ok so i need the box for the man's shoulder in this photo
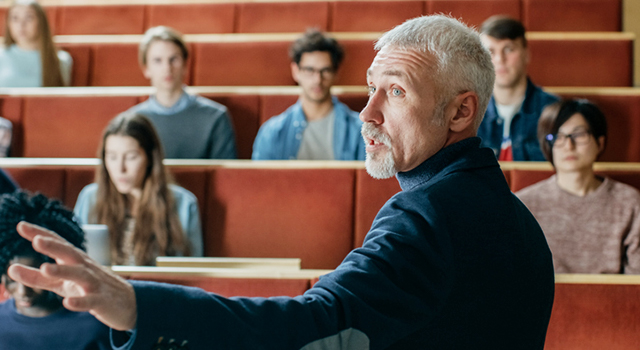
[527,81,559,105]
[169,184,198,204]
[261,104,300,130]
[605,178,640,204]
[78,183,99,197]
[126,99,152,114]
[515,176,555,200]
[190,94,229,114]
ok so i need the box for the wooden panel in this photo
[236,2,329,33]
[146,4,236,34]
[206,168,355,269]
[330,1,424,32]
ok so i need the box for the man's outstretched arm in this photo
[7,221,137,331]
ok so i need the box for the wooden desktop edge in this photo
[111,266,640,285]
[112,265,332,280]
[155,257,302,270]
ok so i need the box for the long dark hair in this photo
[3,0,64,87]
[91,112,189,265]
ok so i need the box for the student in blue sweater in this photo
[125,26,236,159]
[0,190,110,350]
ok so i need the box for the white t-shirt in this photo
[297,109,335,160]
[495,101,523,139]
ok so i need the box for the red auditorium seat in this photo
[523,0,621,32]
[5,167,66,203]
[198,94,261,160]
[330,1,424,32]
[510,169,554,192]
[146,4,236,34]
[428,0,521,28]
[64,166,96,208]
[125,275,311,298]
[551,91,640,162]
[205,167,355,269]
[546,280,640,350]
[236,2,330,33]
[0,96,23,157]
[56,5,146,35]
[90,43,150,87]
[353,169,401,248]
[528,37,632,87]
[192,41,294,86]
[56,43,92,87]
[21,96,139,158]
[259,95,299,124]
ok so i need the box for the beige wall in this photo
[623,0,640,86]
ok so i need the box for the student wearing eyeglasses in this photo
[516,99,640,274]
[251,29,365,160]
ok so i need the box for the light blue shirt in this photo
[73,183,203,257]
[0,44,72,87]
[252,96,365,160]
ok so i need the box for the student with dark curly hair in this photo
[0,190,109,349]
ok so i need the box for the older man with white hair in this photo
[8,15,554,350]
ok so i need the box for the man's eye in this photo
[391,88,402,96]
[368,86,376,95]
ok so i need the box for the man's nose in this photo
[360,92,383,125]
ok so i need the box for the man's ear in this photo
[291,62,300,84]
[597,135,606,154]
[449,91,479,133]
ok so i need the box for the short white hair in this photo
[375,15,495,129]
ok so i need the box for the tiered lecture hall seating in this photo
[1,0,638,348]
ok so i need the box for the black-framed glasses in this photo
[546,130,592,148]
[298,66,335,78]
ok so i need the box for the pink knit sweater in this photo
[516,176,640,274]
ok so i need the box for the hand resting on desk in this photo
[7,221,137,331]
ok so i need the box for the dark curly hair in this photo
[289,29,344,70]
[0,190,85,276]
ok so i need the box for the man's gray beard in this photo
[365,151,396,179]
[362,123,397,179]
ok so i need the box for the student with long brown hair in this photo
[74,112,202,266]
[0,0,72,87]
